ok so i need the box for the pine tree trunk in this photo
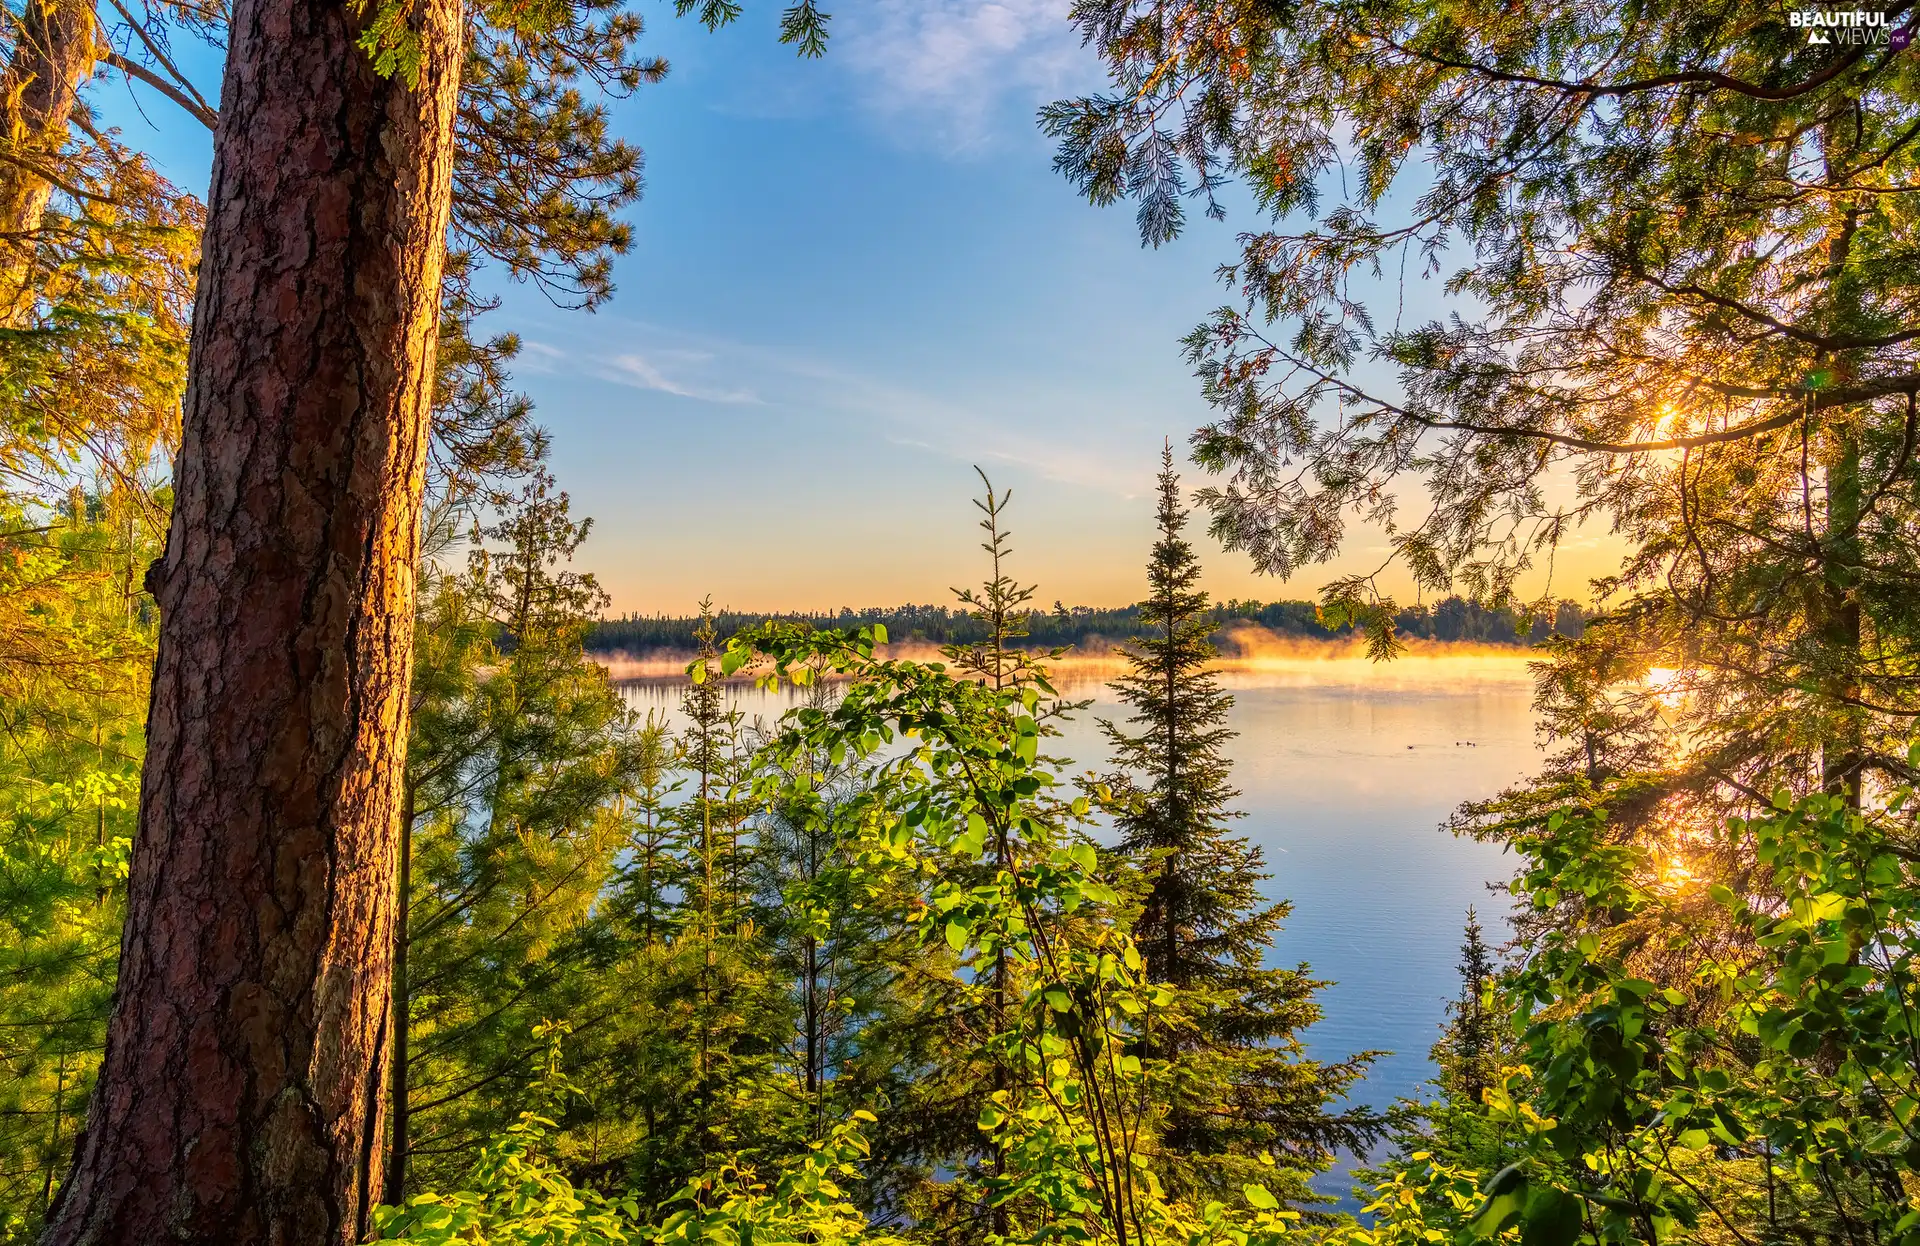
[1820,420,1862,804]
[41,7,463,1244]
[1816,149,1865,810]
[0,0,96,326]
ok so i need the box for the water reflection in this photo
[614,651,1539,1122]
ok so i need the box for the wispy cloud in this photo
[518,316,1158,495]
[516,340,565,373]
[596,351,760,404]
[525,337,760,404]
[768,354,1150,496]
[835,0,1093,152]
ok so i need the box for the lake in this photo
[614,644,1541,1181]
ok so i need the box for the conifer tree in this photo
[0,487,161,1237]
[0,23,196,1240]
[848,470,1099,1241]
[1439,908,1498,1109]
[1104,446,1248,994]
[681,601,743,938]
[42,10,469,1236]
[386,469,640,1200]
[632,602,791,1183]
[3,8,828,1238]
[0,0,97,328]
[1103,446,1376,1202]
[616,712,684,946]
[946,469,1042,695]
[748,685,853,1123]
[938,471,1050,1234]
[1384,908,1517,1193]
[683,600,730,1116]
[744,686,923,1147]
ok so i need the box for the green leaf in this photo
[1243,1184,1280,1210]
[1470,1165,1529,1238]
[1863,1124,1907,1154]
[1521,1187,1584,1246]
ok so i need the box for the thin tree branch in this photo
[99,51,217,131]
[1378,31,1886,103]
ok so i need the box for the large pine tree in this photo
[43,11,467,1242]
[1104,446,1375,1201]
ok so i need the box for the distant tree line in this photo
[586,595,1587,655]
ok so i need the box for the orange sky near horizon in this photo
[585,471,1630,618]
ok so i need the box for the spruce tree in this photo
[744,692,920,1144]
[813,470,1088,1240]
[1395,908,1520,1186]
[1104,446,1251,994]
[927,470,1061,1237]
[1441,908,1498,1108]
[681,601,744,938]
[946,468,1042,694]
[647,603,790,1180]
[1103,446,1376,1202]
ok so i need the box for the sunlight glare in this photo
[1645,666,1684,708]
[1658,850,1696,892]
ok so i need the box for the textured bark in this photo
[0,0,96,326]
[40,6,463,1244]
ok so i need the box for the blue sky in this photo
[96,3,1619,615]
[501,2,1266,614]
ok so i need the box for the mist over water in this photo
[615,649,1540,1179]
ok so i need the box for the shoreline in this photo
[594,630,1545,685]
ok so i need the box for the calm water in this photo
[615,649,1539,1139]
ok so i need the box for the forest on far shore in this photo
[589,596,1590,656]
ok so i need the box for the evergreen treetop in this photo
[1103,446,1379,1201]
[1104,444,1262,992]
[1440,907,1499,1108]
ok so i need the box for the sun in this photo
[1657,851,1697,892]
[1645,666,1685,708]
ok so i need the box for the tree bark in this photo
[0,0,97,327]
[1815,150,1865,811]
[40,5,464,1243]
